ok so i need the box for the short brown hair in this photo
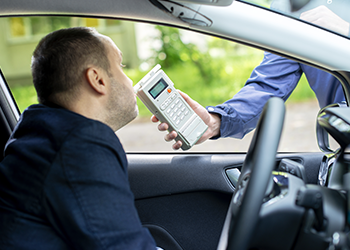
[31,27,110,105]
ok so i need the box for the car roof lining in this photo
[0,0,185,25]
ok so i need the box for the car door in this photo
[126,151,323,250]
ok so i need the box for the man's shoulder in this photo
[24,104,90,123]
[17,104,117,144]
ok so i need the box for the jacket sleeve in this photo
[207,52,302,139]
[43,121,156,250]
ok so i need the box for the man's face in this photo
[101,36,138,131]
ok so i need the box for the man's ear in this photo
[85,67,108,95]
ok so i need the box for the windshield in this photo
[243,0,350,37]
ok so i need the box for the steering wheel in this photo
[217,97,285,250]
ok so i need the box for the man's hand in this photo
[300,5,350,36]
[151,90,221,150]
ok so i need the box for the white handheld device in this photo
[134,64,208,150]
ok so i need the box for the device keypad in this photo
[160,93,177,111]
[162,93,190,127]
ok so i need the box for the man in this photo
[0,27,157,249]
[153,4,349,150]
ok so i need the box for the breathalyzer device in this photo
[133,64,208,150]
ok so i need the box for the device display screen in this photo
[149,78,168,99]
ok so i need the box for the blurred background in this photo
[0,17,321,152]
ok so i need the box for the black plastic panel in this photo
[128,152,324,250]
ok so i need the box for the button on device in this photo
[167,88,172,93]
[160,93,177,110]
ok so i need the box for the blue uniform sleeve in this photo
[43,121,156,250]
[207,52,303,139]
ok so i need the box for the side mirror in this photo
[317,102,349,152]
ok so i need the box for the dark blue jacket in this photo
[0,104,156,249]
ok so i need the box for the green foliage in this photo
[287,74,316,102]
[11,84,38,112]
[10,63,316,116]
[149,26,226,86]
[150,26,183,68]
[10,24,316,116]
[145,25,316,109]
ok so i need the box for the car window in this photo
[243,0,350,38]
[0,16,343,153]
